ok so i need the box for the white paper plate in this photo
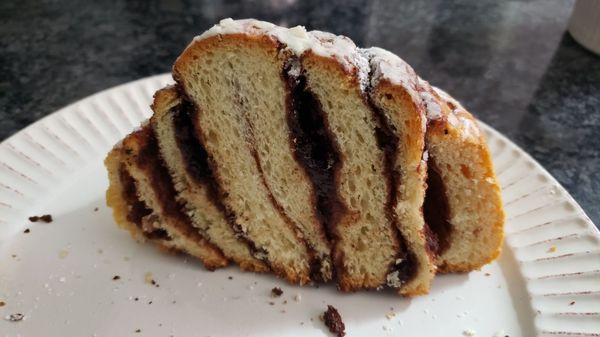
[0,74,598,337]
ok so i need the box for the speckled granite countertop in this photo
[1,0,598,226]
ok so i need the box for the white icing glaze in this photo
[418,78,443,121]
[193,18,369,88]
[361,47,419,95]
[361,46,425,116]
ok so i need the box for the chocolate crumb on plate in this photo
[135,328,141,333]
[0,301,5,307]
[323,305,345,337]
[228,276,233,280]
[569,301,575,305]
[5,313,24,322]
[28,214,53,223]
[23,228,30,233]
[112,275,120,281]
[271,287,283,297]
[94,207,99,212]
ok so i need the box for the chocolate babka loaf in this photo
[105,18,504,296]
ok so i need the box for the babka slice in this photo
[174,21,319,284]
[296,35,402,291]
[362,47,437,295]
[104,18,505,295]
[150,86,268,273]
[105,126,228,270]
[419,81,504,272]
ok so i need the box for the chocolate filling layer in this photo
[283,64,345,239]
[423,159,452,254]
[283,63,345,281]
[171,101,269,261]
[133,128,219,248]
[118,165,170,241]
[367,97,418,285]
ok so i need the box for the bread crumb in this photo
[385,312,395,320]
[29,214,53,223]
[58,250,69,259]
[323,305,345,337]
[0,301,5,307]
[293,294,301,302]
[547,246,557,253]
[144,272,158,287]
[5,313,24,322]
[271,287,283,297]
[463,329,476,336]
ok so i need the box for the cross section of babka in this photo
[105,18,504,295]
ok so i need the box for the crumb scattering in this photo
[228,276,233,280]
[271,287,283,297]
[29,214,53,223]
[569,301,575,305]
[112,275,121,281]
[5,313,24,322]
[385,312,396,320]
[94,207,99,212]
[0,301,5,307]
[135,328,141,333]
[294,294,301,302]
[323,305,345,337]
[23,228,30,234]
[547,246,557,253]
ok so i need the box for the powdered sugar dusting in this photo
[309,31,370,88]
[361,47,422,111]
[193,18,369,91]
[418,79,443,121]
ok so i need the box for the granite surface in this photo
[1,0,599,226]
